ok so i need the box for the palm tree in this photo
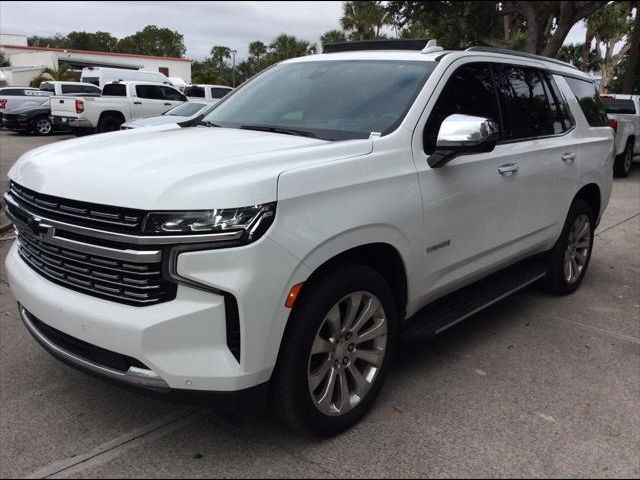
[31,63,75,87]
[210,45,231,71]
[320,29,348,46]
[248,41,267,61]
[340,1,388,41]
[268,34,315,62]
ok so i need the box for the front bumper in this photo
[6,230,309,394]
[2,116,30,131]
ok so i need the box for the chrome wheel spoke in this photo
[354,317,387,344]
[311,336,333,355]
[355,348,384,367]
[575,251,587,266]
[350,296,380,335]
[342,293,363,332]
[347,364,369,398]
[337,370,351,413]
[575,240,590,249]
[309,358,333,392]
[316,367,338,413]
[325,304,342,338]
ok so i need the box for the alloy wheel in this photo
[564,213,591,284]
[307,292,388,417]
[35,118,52,135]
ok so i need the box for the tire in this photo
[97,115,123,133]
[544,199,595,295]
[270,264,398,435]
[613,139,634,178]
[32,115,53,136]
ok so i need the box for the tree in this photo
[210,45,232,70]
[387,1,608,56]
[248,41,268,61]
[586,1,634,92]
[116,25,186,57]
[31,64,75,87]
[27,34,67,48]
[556,44,600,71]
[341,1,388,41]
[622,2,639,93]
[267,34,315,62]
[66,31,118,52]
[320,29,348,46]
[0,51,10,68]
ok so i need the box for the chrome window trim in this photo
[5,192,245,246]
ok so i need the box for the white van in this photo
[80,67,175,89]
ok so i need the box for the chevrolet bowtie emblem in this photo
[26,215,53,238]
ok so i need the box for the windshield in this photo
[202,60,435,141]
[164,102,207,117]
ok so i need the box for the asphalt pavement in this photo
[0,129,638,478]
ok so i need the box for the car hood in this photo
[9,126,372,209]
[124,115,191,128]
[4,103,48,115]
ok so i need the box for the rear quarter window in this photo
[102,84,127,96]
[564,77,609,127]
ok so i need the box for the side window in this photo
[102,84,126,96]
[564,77,609,127]
[494,65,556,140]
[183,86,205,98]
[1,88,25,96]
[424,63,500,154]
[160,86,186,102]
[61,85,77,94]
[211,87,232,99]
[136,85,163,100]
[543,73,575,132]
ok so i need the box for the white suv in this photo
[4,41,614,435]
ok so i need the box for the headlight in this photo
[143,203,276,243]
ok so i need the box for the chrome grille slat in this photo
[9,182,143,230]
[16,231,174,306]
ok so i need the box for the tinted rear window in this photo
[602,98,636,114]
[184,85,204,98]
[102,84,126,96]
[565,77,609,127]
[211,87,232,99]
[0,88,28,96]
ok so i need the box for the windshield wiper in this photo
[198,120,221,127]
[239,124,316,138]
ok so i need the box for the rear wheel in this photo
[32,116,52,136]
[97,114,123,133]
[544,200,594,295]
[614,139,634,178]
[270,264,397,435]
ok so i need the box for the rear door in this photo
[158,85,187,110]
[493,64,580,251]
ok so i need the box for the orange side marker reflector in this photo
[285,283,304,308]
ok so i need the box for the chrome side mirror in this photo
[428,114,500,168]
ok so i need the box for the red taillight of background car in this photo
[75,99,84,114]
[0,99,6,110]
[608,118,617,131]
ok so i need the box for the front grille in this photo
[16,230,176,306]
[9,181,145,233]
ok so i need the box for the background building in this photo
[0,33,191,86]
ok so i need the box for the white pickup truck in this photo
[184,84,233,101]
[50,81,187,134]
[602,94,639,177]
[0,82,101,119]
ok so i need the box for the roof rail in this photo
[465,46,579,71]
[322,39,433,54]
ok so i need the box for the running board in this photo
[402,257,547,341]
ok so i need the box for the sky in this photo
[0,1,589,61]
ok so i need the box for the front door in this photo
[411,61,522,302]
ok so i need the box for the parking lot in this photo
[0,129,638,478]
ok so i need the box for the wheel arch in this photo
[573,183,601,222]
[98,110,126,126]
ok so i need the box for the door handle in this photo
[134,101,142,105]
[562,152,576,164]
[163,102,171,106]
[498,163,519,176]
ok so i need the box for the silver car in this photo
[121,101,215,129]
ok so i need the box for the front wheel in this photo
[544,200,595,295]
[32,116,53,136]
[270,264,397,435]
